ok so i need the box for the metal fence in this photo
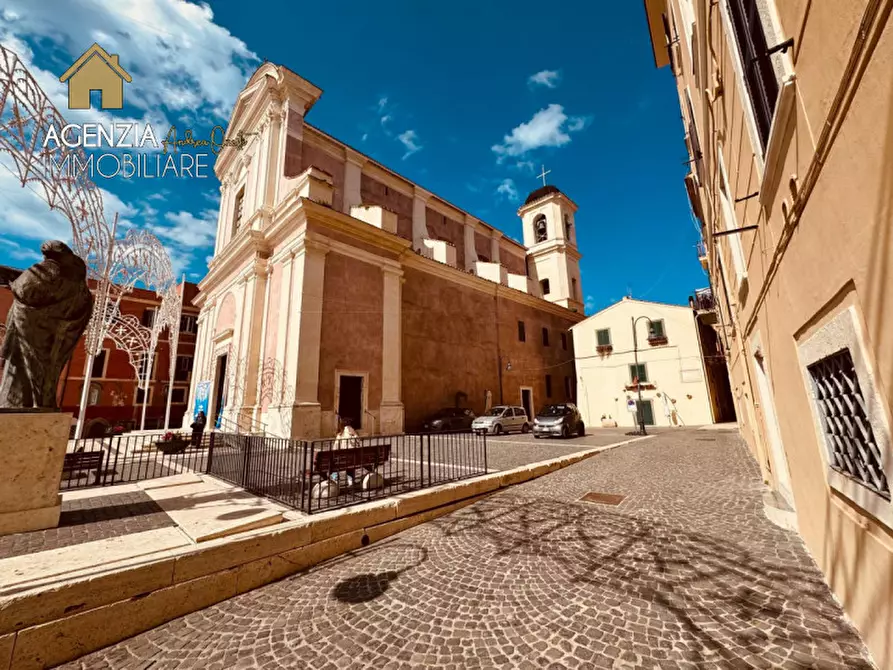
[60,430,210,490]
[207,430,489,514]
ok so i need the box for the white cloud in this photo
[496,178,518,201]
[0,238,41,265]
[377,97,388,113]
[380,114,391,126]
[585,295,596,313]
[568,115,592,132]
[513,160,535,173]
[361,133,368,142]
[0,166,73,242]
[398,130,422,160]
[492,104,588,161]
[152,209,217,249]
[528,69,561,89]
[0,0,258,120]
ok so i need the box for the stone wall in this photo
[425,209,465,269]
[360,176,413,241]
[301,144,345,213]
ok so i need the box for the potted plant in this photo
[600,414,617,428]
[155,431,189,454]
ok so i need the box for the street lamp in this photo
[631,315,655,435]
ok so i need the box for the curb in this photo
[0,435,651,669]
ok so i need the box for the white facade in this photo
[571,297,714,429]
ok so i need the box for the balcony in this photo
[690,287,718,325]
[696,241,708,270]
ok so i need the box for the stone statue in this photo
[0,241,93,409]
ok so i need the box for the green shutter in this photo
[597,329,611,346]
[651,320,665,337]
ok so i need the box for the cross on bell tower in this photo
[536,165,551,187]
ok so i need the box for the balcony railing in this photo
[691,287,715,312]
[696,241,708,269]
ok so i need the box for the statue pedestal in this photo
[0,410,70,536]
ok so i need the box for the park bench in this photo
[62,450,105,485]
[312,443,391,481]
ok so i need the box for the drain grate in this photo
[580,491,625,506]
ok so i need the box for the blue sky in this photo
[0,0,705,314]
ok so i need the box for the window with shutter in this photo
[726,0,781,150]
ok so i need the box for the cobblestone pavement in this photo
[65,430,875,669]
[0,491,173,559]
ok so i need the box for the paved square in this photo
[62,429,875,669]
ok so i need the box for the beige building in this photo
[644,0,893,666]
[186,63,585,440]
[571,297,716,429]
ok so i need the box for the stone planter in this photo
[601,420,618,428]
[155,439,189,455]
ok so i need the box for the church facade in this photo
[186,63,585,439]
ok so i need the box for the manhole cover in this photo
[580,492,625,506]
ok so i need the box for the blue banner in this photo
[193,381,211,423]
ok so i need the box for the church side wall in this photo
[317,253,384,431]
[401,266,579,430]
[474,232,491,261]
[301,144,345,212]
[425,208,465,269]
[500,249,526,276]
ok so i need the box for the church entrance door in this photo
[212,353,228,429]
[338,375,364,430]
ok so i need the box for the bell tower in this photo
[518,175,583,312]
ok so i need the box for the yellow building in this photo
[644,1,893,666]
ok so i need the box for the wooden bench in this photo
[62,450,105,485]
[312,444,391,478]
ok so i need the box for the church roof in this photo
[524,184,563,205]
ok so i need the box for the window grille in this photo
[808,349,890,500]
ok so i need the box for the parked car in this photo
[422,407,476,432]
[533,403,585,439]
[471,405,530,435]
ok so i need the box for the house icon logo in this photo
[59,43,132,110]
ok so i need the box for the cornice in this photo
[526,239,582,261]
[517,191,580,216]
[301,199,412,256]
[200,230,269,293]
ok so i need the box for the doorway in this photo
[212,353,228,428]
[520,387,533,420]
[337,375,364,430]
[751,339,795,509]
[636,399,655,426]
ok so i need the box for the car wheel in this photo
[521,423,530,434]
[494,424,503,435]
[577,422,585,437]
[561,424,570,439]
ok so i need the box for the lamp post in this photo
[631,315,655,435]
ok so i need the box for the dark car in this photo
[422,407,476,432]
[533,403,585,439]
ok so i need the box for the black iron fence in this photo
[61,430,210,490]
[207,430,489,514]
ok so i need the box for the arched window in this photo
[564,214,572,240]
[88,382,102,406]
[534,214,548,243]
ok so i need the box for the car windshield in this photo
[485,407,507,416]
[538,405,569,417]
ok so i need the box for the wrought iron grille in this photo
[808,349,890,500]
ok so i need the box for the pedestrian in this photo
[191,410,207,447]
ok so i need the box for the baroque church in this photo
[186,62,585,438]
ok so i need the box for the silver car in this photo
[471,405,530,435]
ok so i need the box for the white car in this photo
[471,405,530,435]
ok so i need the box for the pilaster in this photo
[464,215,479,272]
[342,149,366,215]
[490,229,502,265]
[412,187,431,251]
[380,266,404,434]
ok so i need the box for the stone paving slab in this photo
[64,429,876,669]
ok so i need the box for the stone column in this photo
[251,118,269,214]
[182,311,207,428]
[233,261,268,429]
[284,237,329,439]
[464,215,479,272]
[213,180,230,255]
[380,265,404,434]
[274,252,296,401]
[267,102,287,209]
[342,149,366,215]
[412,187,430,251]
[490,230,502,265]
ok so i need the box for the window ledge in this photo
[828,470,893,532]
[759,74,798,209]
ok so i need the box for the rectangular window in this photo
[561,332,567,350]
[91,349,107,379]
[564,376,572,401]
[171,388,186,404]
[629,363,648,384]
[571,277,577,300]
[136,386,150,405]
[542,327,550,347]
[175,355,193,382]
[726,0,780,150]
[540,279,551,296]
[545,375,552,398]
[180,314,197,334]
[650,320,666,338]
[808,349,890,499]
[718,147,748,284]
[517,321,526,342]
[141,308,156,328]
[596,329,612,346]
[232,186,245,233]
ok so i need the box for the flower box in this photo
[596,344,613,354]
[647,335,668,346]
[155,439,189,454]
